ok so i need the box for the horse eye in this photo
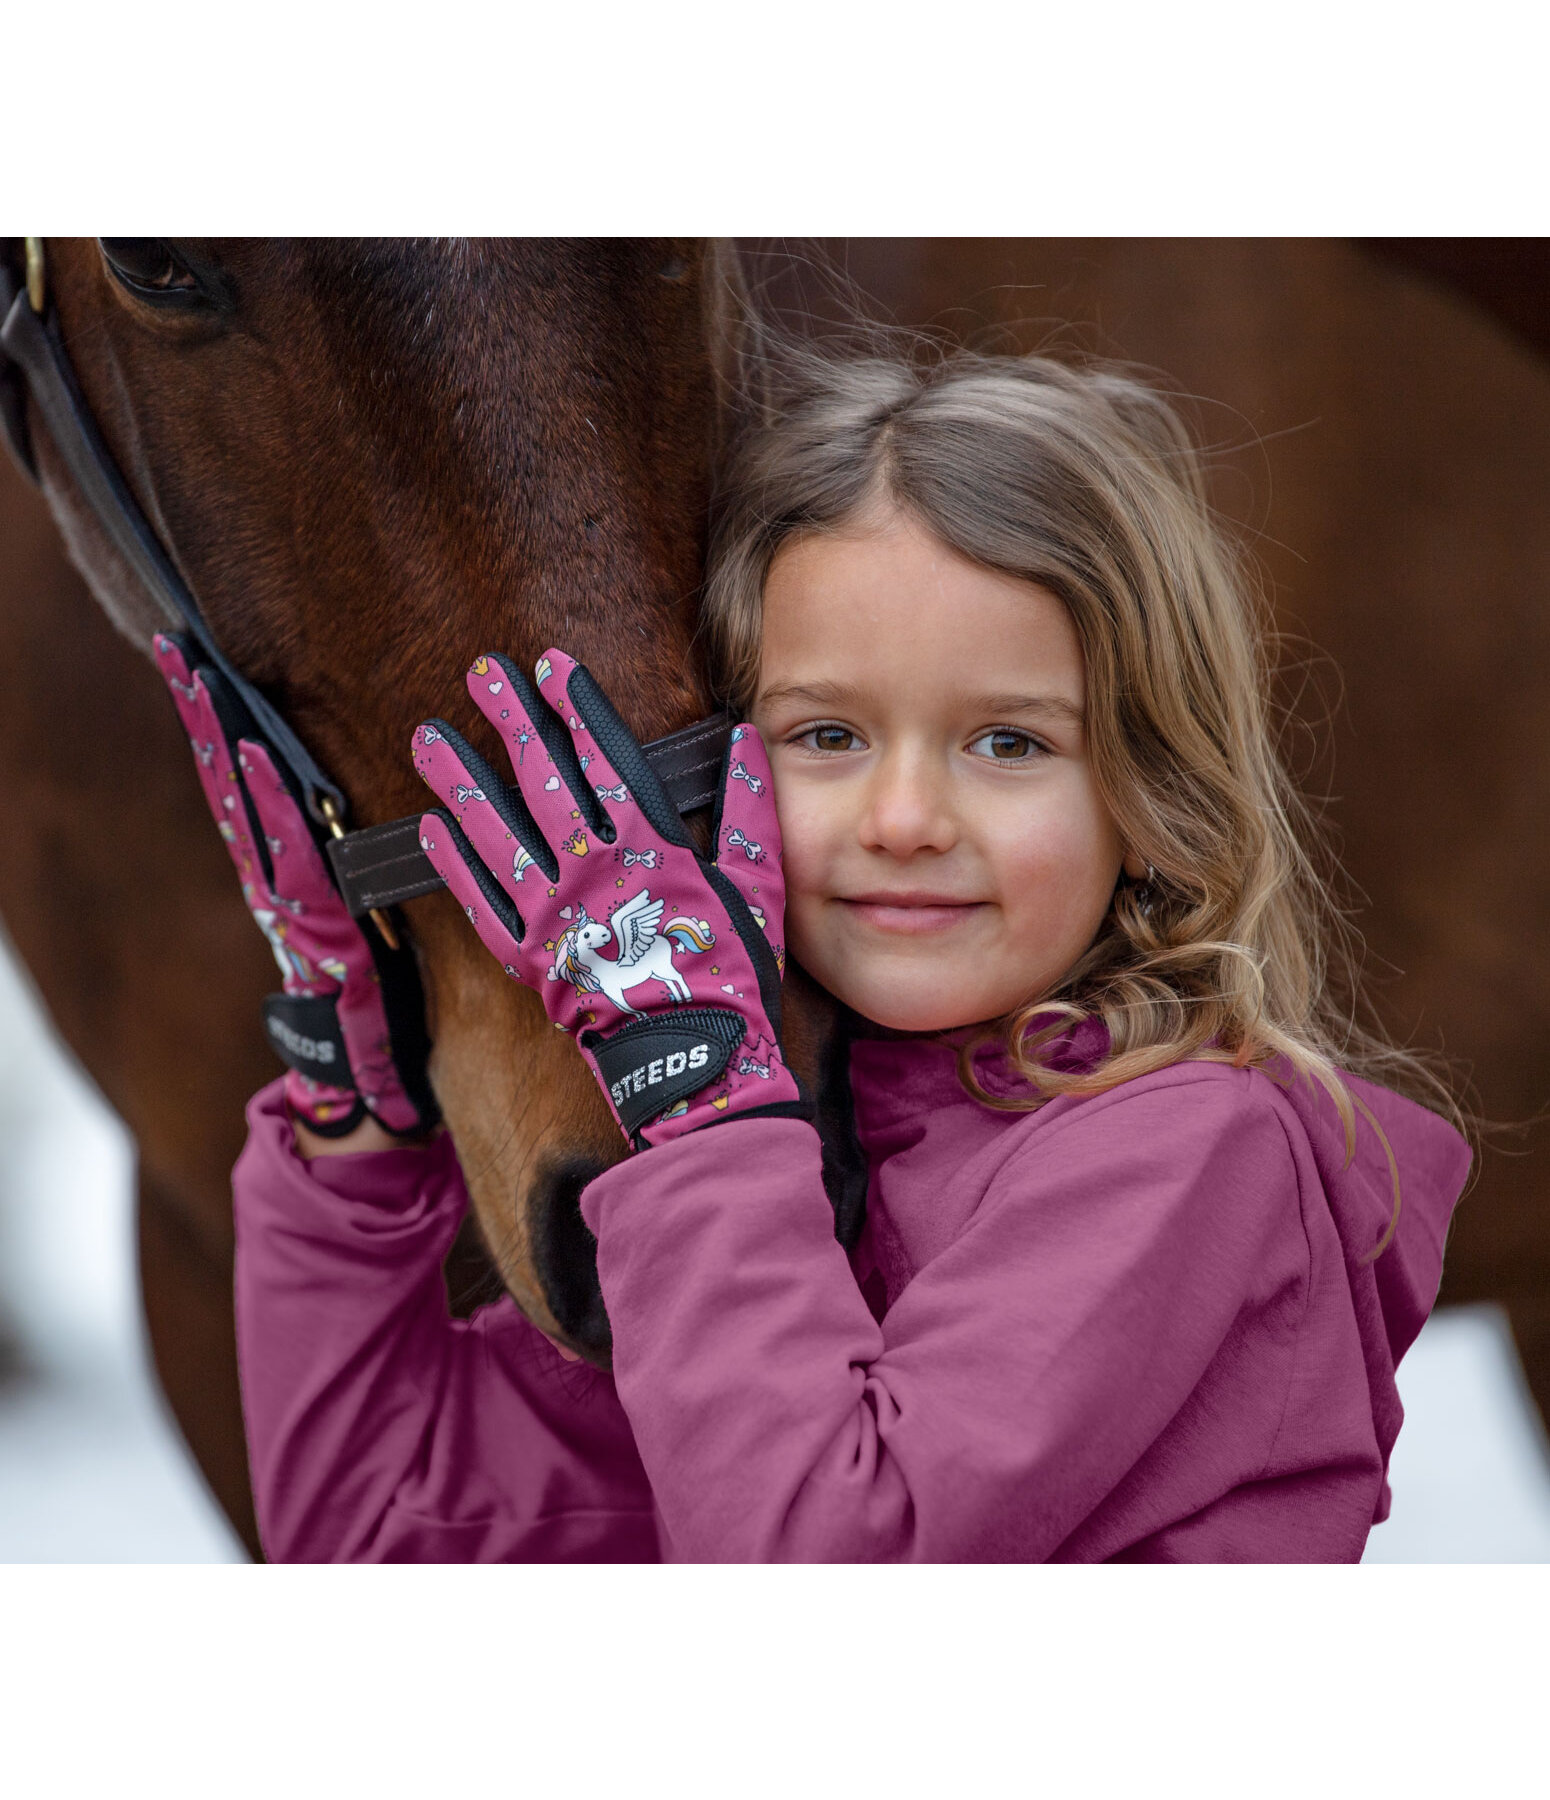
[98,239,210,307]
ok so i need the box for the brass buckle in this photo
[24,238,44,313]
[319,796,401,950]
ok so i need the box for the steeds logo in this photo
[610,1042,709,1107]
[267,1017,336,1066]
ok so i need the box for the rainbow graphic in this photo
[663,915,716,954]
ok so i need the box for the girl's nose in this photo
[857,751,959,858]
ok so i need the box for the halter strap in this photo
[326,712,734,917]
[0,248,348,823]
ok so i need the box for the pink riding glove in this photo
[154,633,437,1138]
[412,647,804,1149]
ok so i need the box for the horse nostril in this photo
[528,1153,614,1367]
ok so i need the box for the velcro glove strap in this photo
[581,1007,747,1144]
[261,993,352,1084]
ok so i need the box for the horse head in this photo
[12,237,830,1365]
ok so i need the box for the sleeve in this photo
[233,1078,657,1563]
[579,1077,1305,1562]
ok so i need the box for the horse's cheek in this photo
[406,894,623,1339]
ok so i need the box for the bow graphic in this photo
[620,847,659,869]
[737,1056,772,1080]
[454,783,487,805]
[725,826,764,862]
[729,759,765,797]
[594,782,629,803]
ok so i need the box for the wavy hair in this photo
[701,328,1467,1249]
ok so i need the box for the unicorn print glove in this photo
[413,647,805,1149]
[155,633,438,1139]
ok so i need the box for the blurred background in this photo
[0,936,243,1558]
[2,238,1548,1560]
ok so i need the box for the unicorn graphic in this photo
[252,907,315,986]
[547,887,715,1014]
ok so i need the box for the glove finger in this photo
[418,809,529,974]
[235,739,340,914]
[412,718,557,887]
[153,633,282,913]
[713,725,785,967]
[464,651,603,859]
[537,646,695,857]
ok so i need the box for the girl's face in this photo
[753,506,1137,1033]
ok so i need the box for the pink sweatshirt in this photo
[232,1031,1470,1561]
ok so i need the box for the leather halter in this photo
[0,238,733,933]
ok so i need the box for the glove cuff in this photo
[649,1097,814,1148]
[283,1074,370,1138]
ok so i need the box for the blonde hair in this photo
[702,332,1467,1249]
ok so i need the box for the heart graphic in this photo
[559,906,574,920]
[544,775,560,791]
[721,983,735,994]
[488,680,504,695]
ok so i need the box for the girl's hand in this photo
[155,634,439,1142]
[411,647,805,1149]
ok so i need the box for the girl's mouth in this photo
[836,895,987,935]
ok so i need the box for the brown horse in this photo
[0,237,854,1557]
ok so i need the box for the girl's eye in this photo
[793,724,862,755]
[968,729,1045,763]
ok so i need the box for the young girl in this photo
[196,342,1472,1563]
